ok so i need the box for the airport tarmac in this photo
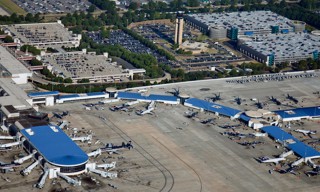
[1,73,320,191]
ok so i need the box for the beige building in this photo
[174,17,184,45]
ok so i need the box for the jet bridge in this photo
[36,169,49,189]
[87,167,117,178]
[57,172,81,186]
[14,150,37,164]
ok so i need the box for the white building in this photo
[0,46,32,84]
[1,20,81,49]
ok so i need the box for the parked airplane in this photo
[109,104,128,112]
[222,132,247,138]
[277,166,298,175]
[101,141,133,154]
[269,96,281,105]
[136,108,154,116]
[206,93,222,102]
[256,99,264,109]
[249,133,267,137]
[305,167,320,176]
[238,141,264,146]
[138,89,148,93]
[166,88,180,97]
[235,97,242,105]
[258,156,286,164]
[201,118,215,125]
[295,129,317,136]
[0,161,20,171]
[136,101,155,116]
[52,111,69,119]
[184,111,198,118]
[286,94,298,104]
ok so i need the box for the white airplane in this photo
[148,101,155,109]
[125,100,140,106]
[97,162,116,170]
[136,108,154,116]
[138,89,148,93]
[0,161,20,171]
[136,101,155,116]
[87,148,102,158]
[295,129,316,136]
[249,133,267,137]
[59,120,69,129]
[71,135,92,142]
[258,156,286,164]
[0,138,25,149]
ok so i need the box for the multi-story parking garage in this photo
[184,11,305,40]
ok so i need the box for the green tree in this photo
[88,5,96,12]
[3,36,13,43]
[77,78,90,83]
[129,2,139,10]
[64,78,73,83]
[30,59,42,66]
[296,60,308,71]
[20,45,41,55]
[187,0,200,7]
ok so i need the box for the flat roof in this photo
[262,126,320,158]
[117,92,178,102]
[185,98,241,117]
[117,92,145,100]
[186,11,293,32]
[28,91,59,97]
[274,106,320,119]
[42,51,125,79]
[239,113,251,122]
[2,22,75,45]
[240,33,320,58]
[0,46,31,74]
[0,78,30,107]
[21,125,89,166]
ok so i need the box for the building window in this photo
[60,164,86,173]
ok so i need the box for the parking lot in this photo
[132,23,249,71]
[88,30,173,66]
[12,0,91,13]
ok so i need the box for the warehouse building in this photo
[184,11,305,40]
[237,33,320,66]
[1,20,81,49]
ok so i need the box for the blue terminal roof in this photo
[148,94,178,102]
[28,91,59,97]
[239,113,251,122]
[117,92,145,100]
[21,125,88,166]
[274,106,320,119]
[261,126,298,142]
[117,92,178,102]
[86,92,106,96]
[59,94,80,99]
[262,126,320,158]
[185,98,241,117]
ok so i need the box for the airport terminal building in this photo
[184,11,305,40]
[0,105,89,179]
